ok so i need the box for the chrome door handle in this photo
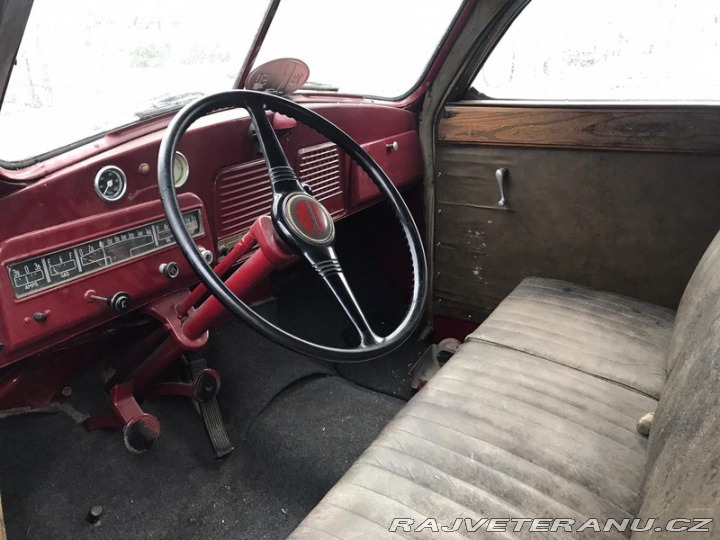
[495,168,508,207]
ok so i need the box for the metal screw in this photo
[61,387,72,397]
[86,505,103,525]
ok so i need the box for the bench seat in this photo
[467,277,675,399]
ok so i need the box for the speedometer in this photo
[94,166,127,202]
[172,152,190,188]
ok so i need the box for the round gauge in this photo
[172,152,190,188]
[94,166,127,202]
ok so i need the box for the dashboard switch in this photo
[88,291,132,315]
[199,247,214,265]
[159,262,180,279]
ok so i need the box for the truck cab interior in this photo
[0,1,718,538]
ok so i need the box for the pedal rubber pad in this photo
[190,358,234,459]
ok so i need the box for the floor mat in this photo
[335,335,427,401]
[200,309,333,437]
[0,376,402,540]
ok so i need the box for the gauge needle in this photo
[103,180,113,195]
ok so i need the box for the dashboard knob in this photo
[88,291,131,315]
[107,292,131,315]
[159,262,180,279]
[198,247,214,265]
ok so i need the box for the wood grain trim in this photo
[438,105,720,153]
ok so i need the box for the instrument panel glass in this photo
[173,152,190,188]
[7,210,202,299]
[94,166,127,202]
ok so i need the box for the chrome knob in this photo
[159,262,180,279]
[199,247,214,265]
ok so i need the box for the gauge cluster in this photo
[94,165,127,202]
[93,152,188,203]
[8,210,202,299]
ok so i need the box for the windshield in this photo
[254,0,464,98]
[0,0,269,163]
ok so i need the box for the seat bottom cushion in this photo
[290,341,657,539]
[467,277,676,399]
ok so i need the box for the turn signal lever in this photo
[86,290,132,315]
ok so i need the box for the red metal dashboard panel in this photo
[0,194,209,365]
[0,103,421,366]
[351,130,423,206]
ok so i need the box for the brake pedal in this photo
[190,358,234,459]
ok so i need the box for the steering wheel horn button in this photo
[283,193,335,245]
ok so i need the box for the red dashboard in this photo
[0,103,423,367]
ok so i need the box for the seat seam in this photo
[486,305,672,349]
[463,338,660,400]
[437,371,647,442]
[349,463,513,540]
[479,313,666,360]
[385,425,633,519]
[444,364,648,430]
[320,499,418,538]
[371,439,595,521]
[292,523,347,540]
[449,348,657,406]
[426,384,647,461]
[396,411,637,515]
[515,281,675,319]
[399,403,642,500]
[499,294,675,332]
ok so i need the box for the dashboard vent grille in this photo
[215,144,344,250]
[215,159,272,241]
[297,143,343,216]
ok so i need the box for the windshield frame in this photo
[242,0,474,103]
[0,0,474,176]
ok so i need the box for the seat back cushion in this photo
[636,231,720,535]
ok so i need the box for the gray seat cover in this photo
[290,342,656,539]
[467,277,675,399]
[634,233,720,537]
[290,232,720,539]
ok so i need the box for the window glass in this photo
[0,0,268,162]
[471,0,720,101]
[254,0,464,98]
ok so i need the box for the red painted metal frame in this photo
[0,0,476,181]
[81,215,293,437]
[83,382,160,432]
[0,106,423,418]
[124,216,293,399]
[395,0,478,108]
[0,194,210,365]
[0,106,419,364]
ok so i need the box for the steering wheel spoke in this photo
[245,99,303,197]
[304,247,382,347]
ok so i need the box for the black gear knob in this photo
[88,291,131,315]
[107,292,131,314]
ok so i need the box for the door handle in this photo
[495,168,508,207]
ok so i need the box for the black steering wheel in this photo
[158,90,427,362]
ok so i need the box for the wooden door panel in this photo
[434,106,720,322]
